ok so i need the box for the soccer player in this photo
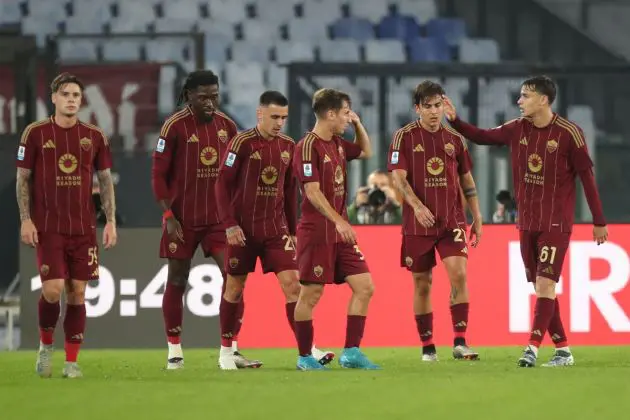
[215,90,334,369]
[151,70,256,369]
[16,73,118,378]
[388,81,482,362]
[293,88,380,370]
[443,75,608,367]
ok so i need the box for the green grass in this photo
[1,347,629,420]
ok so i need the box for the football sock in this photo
[450,302,469,347]
[285,302,297,335]
[415,312,435,353]
[295,320,313,357]
[548,298,569,349]
[528,297,555,348]
[219,297,239,348]
[63,304,86,363]
[162,282,185,344]
[344,315,366,349]
[38,295,60,346]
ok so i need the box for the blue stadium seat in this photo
[231,41,271,63]
[377,15,421,41]
[396,0,438,25]
[0,0,22,24]
[274,41,316,65]
[407,37,451,62]
[318,39,360,62]
[330,17,375,42]
[364,39,406,63]
[425,17,466,47]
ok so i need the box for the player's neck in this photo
[419,119,440,133]
[255,124,274,140]
[312,122,334,141]
[53,113,78,129]
[531,109,554,128]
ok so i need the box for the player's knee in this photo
[282,282,301,302]
[168,270,189,288]
[412,272,432,297]
[449,268,467,289]
[41,280,64,302]
[535,276,556,298]
[298,285,323,307]
[353,280,375,302]
[225,275,245,301]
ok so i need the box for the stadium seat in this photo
[224,61,265,103]
[254,0,297,24]
[364,39,406,63]
[266,65,287,92]
[109,18,150,34]
[197,20,235,44]
[72,0,112,22]
[203,41,229,64]
[21,16,60,46]
[300,0,343,24]
[347,0,391,23]
[425,17,466,47]
[207,0,247,24]
[102,39,143,61]
[146,38,194,62]
[241,20,281,40]
[395,0,438,24]
[64,16,106,35]
[458,38,500,63]
[162,0,202,20]
[115,2,157,23]
[407,37,451,62]
[287,19,330,42]
[0,0,22,24]
[318,40,360,62]
[231,41,272,63]
[57,39,99,62]
[274,41,316,65]
[377,15,421,41]
[26,0,67,21]
[153,18,197,33]
[226,103,258,128]
[331,17,375,41]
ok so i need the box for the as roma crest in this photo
[218,129,228,143]
[313,265,323,277]
[80,137,92,151]
[546,139,558,153]
[281,150,291,165]
[338,145,344,158]
[229,257,239,268]
[444,142,455,156]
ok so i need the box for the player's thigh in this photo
[535,231,571,283]
[200,223,227,258]
[36,231,69,282]
[401,235,437,274]
[261,234,298,275]
[335,242,370,285]
[67,232,99,281]
[519,230,539,283]
[225,242,259,275]
[159,225,199,260]
[296,239,335,285]
[436,229,468,283]
[64,278,88,304]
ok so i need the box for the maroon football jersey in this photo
[215,127,297,238]
[450,114,596,232]
[152,107,237,227]
[388,121,472,236]
[16,117,112,235]
[293,132,363,244]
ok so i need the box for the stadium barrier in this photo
[20,224,630,349]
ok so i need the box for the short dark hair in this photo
[178,70,219,105]
[312,88,351,117]
[521,75,557,105]
[259,90,288,107]
[51,73,84,93]
[413,81,445,106]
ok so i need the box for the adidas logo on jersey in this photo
[413,144,424,152]
[187,134,200,143]
[250,151,262,160]
[520,137,528,146]
[42,140,55,149]
[323,154,331,162]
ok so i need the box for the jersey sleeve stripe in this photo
[555,118,585,147]
[443,125,468,149]
[79,121,110,146]
[302,133,316,161]
[20,119,49,144]
[392,121,417,150]
[230,130,257,152]
[278,133,295,144]
[159,109,189,137]
[214,111,237,127]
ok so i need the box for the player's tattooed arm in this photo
[16,168,32,221]
[391,169,423,209]
[303,182,344,224]
[97,169,117,223]
[459,171,481,220]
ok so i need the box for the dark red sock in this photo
[548,298,568,348]
[529,297,556,347]
[219,296,239,347]
[63,304,86,362]
[415,313,434,348]
[38,295,60,345]
[162,282,185,345]
[344,315,366,348]
[285,302,297,335]
[450,302,469,346]
[233,295,245,341]
[295,320,313,356]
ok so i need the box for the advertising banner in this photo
[20,225,630,349]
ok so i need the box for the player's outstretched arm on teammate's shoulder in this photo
[443,96,511,146]
[349,111,372,160]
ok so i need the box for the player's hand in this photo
[227,225,246,247]
[20,219,38,247]
[413,204,435,228]
[469,218,483,248]
[349,110,361,125]
[166,217,185,243]
[335,220,357,244]
[442,96,457,121]
[593,225,608,245]
[103,221,117,249]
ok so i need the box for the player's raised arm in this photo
[94,131,117,249]
[348,110,372,160]
[443,96,513,146]
[16,124,38,246]
[215,134,247,246]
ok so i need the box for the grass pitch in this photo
[1,347,628,420]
